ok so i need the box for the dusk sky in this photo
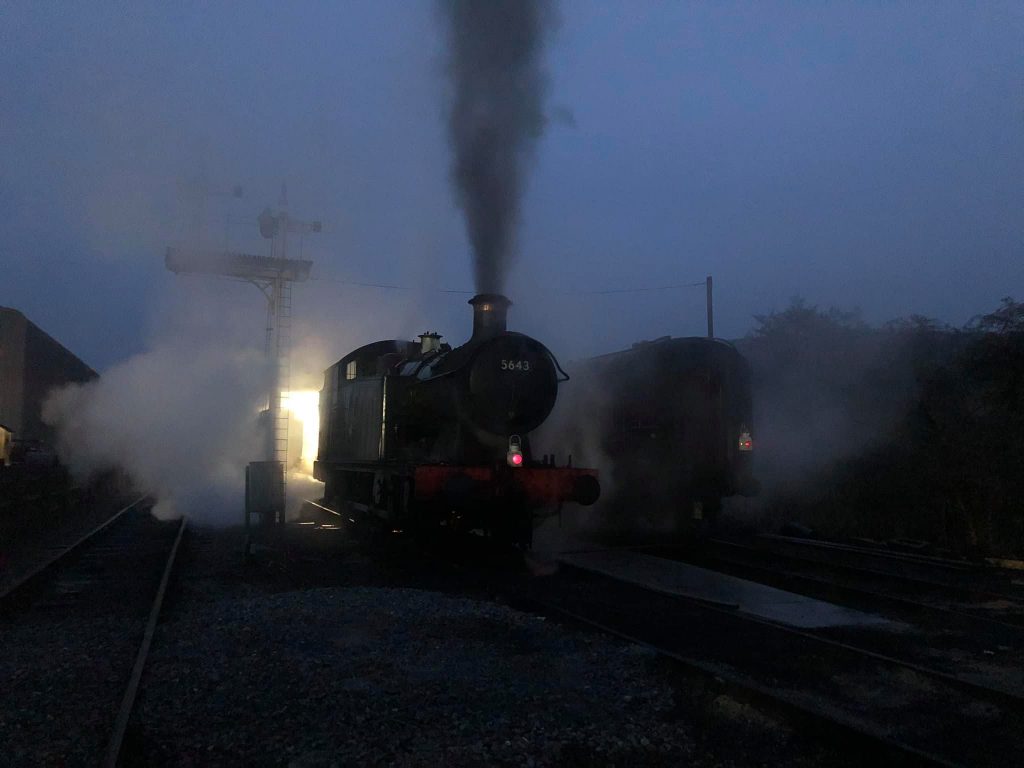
[2,1,1022,372]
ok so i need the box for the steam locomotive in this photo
[541,336,758,532]
[313,294,600,546]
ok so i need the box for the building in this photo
[0,307,96,445]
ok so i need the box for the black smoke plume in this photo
[441,0,555,294]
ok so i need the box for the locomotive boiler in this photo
[313,294,599,546]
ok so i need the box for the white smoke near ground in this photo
[531,357,622,554]
[43,337,269,523]
[36,188,467,528]
[39,295,443,525]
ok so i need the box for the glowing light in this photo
[282,389,320,470]
[507,434,524,467]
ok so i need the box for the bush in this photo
[742,297,1024,557]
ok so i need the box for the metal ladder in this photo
[272,278,291,522]
[274,280,292,460]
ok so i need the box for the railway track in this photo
[638,530,1024,643]
[524,597,945,767]
[518,557,1024,768]
[0,495,147,598]
[729,534,1024,600]
[693,537,1024,629]
[0,499,185,767]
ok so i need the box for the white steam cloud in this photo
[43,339,269,523]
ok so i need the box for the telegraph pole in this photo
[706,275,714,339]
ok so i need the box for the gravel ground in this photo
[123,526,843,768]
[0,505,180,767]
[133,586,698,767]
[1,614,143,766]
[0,523,849,767]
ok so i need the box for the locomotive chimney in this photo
[418,332,442,355]
[468,294,511,343]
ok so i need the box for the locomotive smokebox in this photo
[468,294,512,343]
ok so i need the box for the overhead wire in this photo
[559,281,706,296]
[306,275,707,297]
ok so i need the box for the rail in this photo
[0,495,147,602]
[104,516,187,767]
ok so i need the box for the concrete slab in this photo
[559,549,902,630]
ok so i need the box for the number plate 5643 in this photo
[500,359,531,371]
